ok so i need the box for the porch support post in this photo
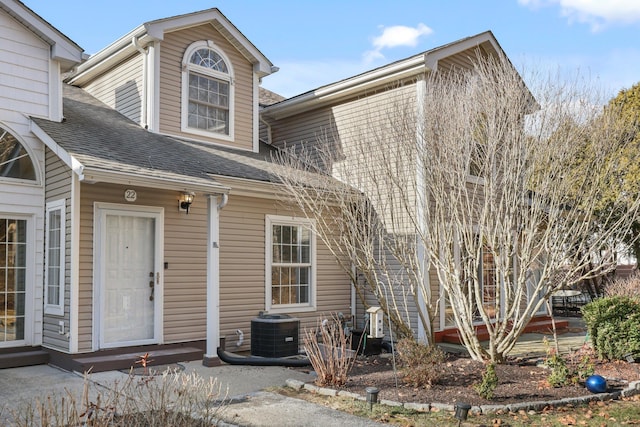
[203,194,222,366]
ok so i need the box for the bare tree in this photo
[271,52,640,362]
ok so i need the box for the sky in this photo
[27,0,640,100]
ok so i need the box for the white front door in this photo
[95,205,163,349]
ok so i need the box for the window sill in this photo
[266,305,317,315]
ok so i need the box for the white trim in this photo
[265,214,317,314]
[92,203,164,350]
[204,195,221,360]
[180,40,235,142]
[44,199,65,316]
[0,212,34,348]
[69,173,80,352]
[149,41,161,132]
[252,73,259,152]
[0,120,42,185]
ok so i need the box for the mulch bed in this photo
[312,353,640,407]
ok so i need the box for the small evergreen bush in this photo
[581,296,640,360]
[474,362,498,399]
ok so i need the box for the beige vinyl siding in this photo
[219,194,352,352]
[75,183,349,352]
[158,24,255,150]
[42,150,72,351]
[0,9,50,118]
[82,54,144,125]
[269,82,432,337]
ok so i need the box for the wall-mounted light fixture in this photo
[179,191,195,214]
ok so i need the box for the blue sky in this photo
[28,0,640,99]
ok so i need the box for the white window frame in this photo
[181,40,235,142]
[44,199,65,316]
[265,215,316,313]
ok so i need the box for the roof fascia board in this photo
[1,0,83,70]
[66,26,149,85]
[263,55,428,120]
[424,31,498,70]
[29,117,85,179]
[211,175,283,200]
[82,168,230,195]
[146,9,272,76]
[69,9,273,85]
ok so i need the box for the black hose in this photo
[216,339,311,367]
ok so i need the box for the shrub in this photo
[581,296,640,360]
[545,349,571,387]
[10,363,228,426]
[604,273,640,300]
[474,362,498,399]
[303,314,356,387]
[396,338,449,388]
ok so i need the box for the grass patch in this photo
[274,386,640,426]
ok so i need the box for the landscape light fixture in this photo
[454,402,471,426]
[365,386,379,411]
[179,191,195,214]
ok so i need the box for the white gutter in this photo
[82,167,230,194]
[263,54,429,120]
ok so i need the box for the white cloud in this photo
[364,23,433,63]
[519,0,640,31]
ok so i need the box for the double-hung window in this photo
[182,41,234,140]
[266,215,316,312]
[44,199,65,316]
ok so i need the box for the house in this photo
[261,31,553,344]
[1,1,551,370]
[2,1,352,370]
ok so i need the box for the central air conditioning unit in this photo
[250,313,300,358]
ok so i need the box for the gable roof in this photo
[262,31,510,120]
[30,85,289,193]
[67,8,274,86]
[0,0,84,71]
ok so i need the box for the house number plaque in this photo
[124,189,137,202]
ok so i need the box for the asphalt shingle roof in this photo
[32,85,284,186]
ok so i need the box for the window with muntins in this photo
[266,215,315,312]
[0,126,36,181]
[44,200,65,316]
[182,41,234,140]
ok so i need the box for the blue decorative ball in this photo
[585,375,607,393]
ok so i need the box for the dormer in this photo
[66,8,275,153]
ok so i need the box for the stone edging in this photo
[285,379,640,415]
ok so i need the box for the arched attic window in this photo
[182,41,234,141]
[0,125,36,181]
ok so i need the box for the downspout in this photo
[217,193,229,210]
[131,36,149,129]
[203,192,228,366]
